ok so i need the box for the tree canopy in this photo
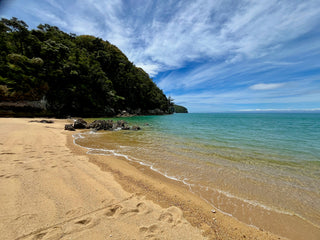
[0,17,173,117]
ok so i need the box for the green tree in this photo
[0,17,173,117]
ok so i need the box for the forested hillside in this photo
[0,17,173,117]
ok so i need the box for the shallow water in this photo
[74,113,320,238]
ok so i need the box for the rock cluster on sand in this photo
[65,119,141,131]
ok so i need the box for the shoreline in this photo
[74,118,320,240]
[67,122,289,239]
[72,123,320,240]
[0,117,302,239]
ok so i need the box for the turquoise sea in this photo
[74,113,320,238]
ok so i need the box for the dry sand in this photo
[0,118,285,240]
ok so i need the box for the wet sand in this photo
[0,118,285,239]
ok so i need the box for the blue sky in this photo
[1,0,320,112]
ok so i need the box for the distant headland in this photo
[173,104,188,113]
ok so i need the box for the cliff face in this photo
[0,17,173,117]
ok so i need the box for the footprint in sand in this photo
[25,167,34,171]
[158,206,186,226]
[65,217,100,235]
[14,213,37,223]
[65,207,87,218]
[25,226,63,240]
[33,232,47,239]
[101,198,116,207]
[158,212,174,223]
[21,216,98,239]
[3,174,19,179]
[119,207,139,216]
[139,224,163,239]
[75,218,91,225]
[136,202,152,215]
[104,204,123,217]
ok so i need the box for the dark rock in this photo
[116,120,130,130]
[29,119,54,124]
[73,118,87,129]
[131,125,141,131]
[116,120,126,127]
[86,120,142,131]
[88,120,113,131]
[65,124,75,131]
[40,119,54,123]
[106,120,114,130]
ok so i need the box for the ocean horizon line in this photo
[186,110,320,114]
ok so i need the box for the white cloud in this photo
[127,0,320,76]
[2,0,320,112]
[171,76,320,112]
[135,62,164,77]
[8,0,319,78]
[250,83,285,90]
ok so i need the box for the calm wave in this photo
[74,113,320,237]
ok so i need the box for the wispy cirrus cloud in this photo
[1,0,320,112]
[250,83,285,90]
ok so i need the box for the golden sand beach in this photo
[0,118,285,239]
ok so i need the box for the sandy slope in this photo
[0,118,285,240]
[0,118,206,240]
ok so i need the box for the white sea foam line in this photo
[72,133,320,230]
[73,134,274,214]
[72,133,152,166]
[73,133,194,188]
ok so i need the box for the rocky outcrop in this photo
[64,119,141,132]
[73,119,87,129]
[64,124,75,131]
[88,120,114,131]
[115,120,129,129]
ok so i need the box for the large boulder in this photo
[73,118,87,129]
[88,120,114,131]
[65,124,75,131]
